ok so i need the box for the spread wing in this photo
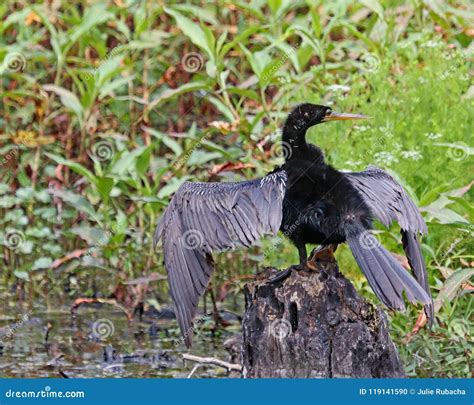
[154,170,287,346]
[345,166,433,321]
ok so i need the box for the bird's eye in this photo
[325,109,332,116]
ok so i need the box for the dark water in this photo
[0,305,239,378]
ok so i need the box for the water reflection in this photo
[0,306,238,378]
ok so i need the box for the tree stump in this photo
[241,259,405,378]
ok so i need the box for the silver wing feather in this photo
[346,166,433,321]
[345,166,427,234]
[154,170,287,346]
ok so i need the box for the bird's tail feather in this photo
[346,224,431,311]
[402,231,434,323]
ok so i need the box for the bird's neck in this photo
[282,124,325,163]
[282,124,309,157]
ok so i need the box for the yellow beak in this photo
[322,111,370,122]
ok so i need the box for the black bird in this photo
[154,104,433,346]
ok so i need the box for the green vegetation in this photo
[0,0,472,378]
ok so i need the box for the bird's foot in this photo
[307,244,338,268]
[268,264,304,284]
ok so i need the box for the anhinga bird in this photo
[154,104,433,346]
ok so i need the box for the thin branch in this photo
[187,364,200,378]
[183,353,242,372]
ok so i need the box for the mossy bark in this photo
[241,260,405,378]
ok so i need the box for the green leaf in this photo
[49,189,99,222]
[435,268,474,313]
[423,207,469,224]
[110,209,127,243]
[96,177,114,200]
[187,150,222,166]
[99,75,133,100]
[110,146,147,176]
[173,4,219,25]
[421,182,472,224]
[14,270,29,281]
[146,81,210,113]
[32,257,53,270]
[268,0,282,15]
[207,95,234,122]
[95,56,124,89]
[143,127,183,156]
[65,4,112,53]
[239,44,271,79]
[45,153,97,185]
[220,26,260,57]
[448,196,474,220]
[70,226,107,245]
[43,85,84,123]
[164,7,215,60]
[360,0,385,19]
[133,2,148,37]
[15,187,34,201]
[0,9,30,34]
[136,146,153,177]
[157,177,188,199]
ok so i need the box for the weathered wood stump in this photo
[242,259,405,378]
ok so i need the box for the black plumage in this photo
[154,103,433,346]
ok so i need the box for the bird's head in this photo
[284,103,368,133]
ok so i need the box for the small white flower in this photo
[400,149,423,161]
[392,142,402,151]
[345,160,363,168]
[326,84,351,92]
[422,40,443,48]
[425,132,443,140]
[374,152,399,165]
[354,125,369,132]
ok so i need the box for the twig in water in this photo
[187,364,200,378]
[182,353,242,372]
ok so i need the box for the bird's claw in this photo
[268,264,303,284]
[308,244,338,266]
